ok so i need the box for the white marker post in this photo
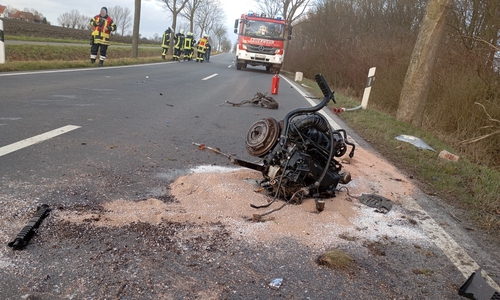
[361,67,376,109]
[0,20,5,64]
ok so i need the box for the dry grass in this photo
[317,249,355,269]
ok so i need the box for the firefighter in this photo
[161,27,172,60]
[195,34,208,63]
[90,7,116,67]
[205,41,211,62]
[183,32,195,61]
[173,29,185,61]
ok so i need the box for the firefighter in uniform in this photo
[161,27,172,60]
[183,32,195,61]
[173,29,185,61]
[205,41,211,62]
[90,7,116,67]
[195,34,208,63]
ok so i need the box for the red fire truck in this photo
[233,11,291,73]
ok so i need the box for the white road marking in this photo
[0,125,81,157]
[202,73,218,81]
[0,62,177,77]
[284,74,500,289]
[400,196,500,290]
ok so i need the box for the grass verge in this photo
[285,72,500,232]
[0,44,165,72]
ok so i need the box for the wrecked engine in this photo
[232,74,356,202]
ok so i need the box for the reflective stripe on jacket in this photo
[91,15,116,45]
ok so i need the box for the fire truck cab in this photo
[234,12,291,73]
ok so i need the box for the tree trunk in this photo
[131,0,141,58]
[396,0,452,127]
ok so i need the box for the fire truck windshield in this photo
[243,20,284,40]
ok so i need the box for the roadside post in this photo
[0,20,5,64]
[361,67,376,109]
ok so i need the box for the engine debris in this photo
[232,74,356,214]
[224,92,279,109]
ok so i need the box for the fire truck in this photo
[233,11,291,73]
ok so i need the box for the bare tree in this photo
[180,0,206,33]
[194,0,225,38]
[396,0,453,126]
[57,12,72,28]
[5,5,18,17]
[77,14,90,30]
[109,6,133,36]
[254,0,311,23]
[254,0,281,18]
[220,38,232,52]
[69,10,81,29]
[132,0,142,58]
[158,0,190,32]
[212,22,227,51]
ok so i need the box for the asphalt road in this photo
[0,53,499,299]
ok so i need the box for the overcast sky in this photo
[2,0,257,39]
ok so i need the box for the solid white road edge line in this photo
[400,195,499,290]
[0,62,180,77]
[283,74,499,289]
[0,125,81,157]
[202,73,218,81]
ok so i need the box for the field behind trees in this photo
[286,0,500,169]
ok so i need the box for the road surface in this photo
[0,53,498,299]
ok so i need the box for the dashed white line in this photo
[202,73,218,81]
[0,125,81,157]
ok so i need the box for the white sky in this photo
[1,0,257,39]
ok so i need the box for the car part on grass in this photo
[232,74,356,215]
[224,92,279,109]
[395,134,436,151]
[331,105,363,114]
[459,268,500,300]
[8,204,51,250]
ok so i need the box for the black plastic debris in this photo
[8,204,51,250]
[358,194,393,213]
[458,268,500,300]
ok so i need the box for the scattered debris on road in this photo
[358,194,393,213]
[459,268,500,300]
[223,92,279,109]
[268,278,284,290]
[7,204,51,250]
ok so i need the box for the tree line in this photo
[283,0,500,167]
[155,0,230,52]
[57,7,133,36]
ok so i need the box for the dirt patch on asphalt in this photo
[57,146,428,250]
